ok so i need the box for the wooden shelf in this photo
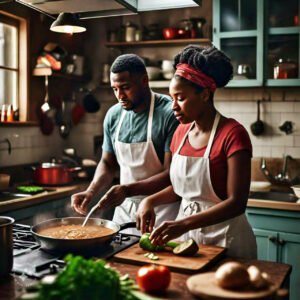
[106,38,211,47]
[52,72,83,81]
[0,121,38,127]
[99,80,171,89]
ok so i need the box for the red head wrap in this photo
[175,63,217,92]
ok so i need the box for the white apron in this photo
[170,112,257,259]
[113,92,180,235]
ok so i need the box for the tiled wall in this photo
[215,100,300,158]
[0,126,62,167]
[1,93,300,168]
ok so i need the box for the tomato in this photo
[136,264,171,293]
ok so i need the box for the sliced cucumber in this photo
[173,238,199,256]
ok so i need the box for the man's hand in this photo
[71,189,94,215]
[97,185,128,210]
[136,198,156,234]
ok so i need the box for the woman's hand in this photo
[71,189,94,215]
[149,219,187,245]
[97,185,128,210]
[136,198,156,234]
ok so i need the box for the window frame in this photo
[0,10,28,122]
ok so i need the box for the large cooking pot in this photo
[32,163,81,185]
[31,217,136,254]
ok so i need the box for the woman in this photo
[136,45,257,259]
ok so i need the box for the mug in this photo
[0,216,14,278]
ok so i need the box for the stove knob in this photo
[49,264,59,274]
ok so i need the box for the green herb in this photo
[17,186,44,193]
[20,255,138,300]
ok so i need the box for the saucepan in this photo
[31,163,81,185]
[31,217,136,254]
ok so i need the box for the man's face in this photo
[110,71,147,111]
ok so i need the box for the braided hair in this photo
[110,54,147,76]
[173,45,233,88]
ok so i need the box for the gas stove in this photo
[12,223,139,279]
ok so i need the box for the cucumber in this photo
[173,239,199,256]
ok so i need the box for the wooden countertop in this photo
[0,257,291,300]
[0,182,88,213]
[1,182,299,214]
[248,198,300,212]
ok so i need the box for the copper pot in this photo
[32,163,81,185]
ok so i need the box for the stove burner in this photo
[12,223,139,279]
[13,223,40,256]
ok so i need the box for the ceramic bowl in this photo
[250,181,272,192]
[146,66,161,80]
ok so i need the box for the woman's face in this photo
[169,77,209,124]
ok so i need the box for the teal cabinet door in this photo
[253,228,278,261]
[213,0,264,87]
[247,208,300,300]
[278,232,300,300]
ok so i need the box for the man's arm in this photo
[97,152,172,210]
[86,151,119,195]
[71,151,119,214]
[125,151,172,197]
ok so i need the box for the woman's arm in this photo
[136,185,180,233]
[150,150,251,244]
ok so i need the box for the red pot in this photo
[32,163,81,185]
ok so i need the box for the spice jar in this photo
[273,58,298,79]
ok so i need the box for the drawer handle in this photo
[268,236,277,243]
[278,239,285,246]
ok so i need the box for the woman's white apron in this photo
[170,112,256,258]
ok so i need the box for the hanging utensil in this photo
[83,90,100,113]
[59,101,72,139]
[41,74,50,112]
[250,100,265,136]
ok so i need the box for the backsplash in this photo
[215,100,300,158]
[1,98,300,168]
[0,126,62,167]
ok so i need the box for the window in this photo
[0,11,27,121]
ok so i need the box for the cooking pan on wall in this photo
[31,217,136,254]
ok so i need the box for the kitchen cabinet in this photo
[105,38,211,89]
[265,0,300,87]
[213,0,300,88]
[247,207,300,300]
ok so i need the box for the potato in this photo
[215,262,250,289]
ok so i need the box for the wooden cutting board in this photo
[113,243,226,273]
[186,272,277,300]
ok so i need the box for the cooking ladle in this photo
[250,100,265,136]
[82,203,99,227]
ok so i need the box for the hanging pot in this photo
[250,100,265,136]
[83,92,100,113]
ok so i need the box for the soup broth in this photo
[38,224,115,239]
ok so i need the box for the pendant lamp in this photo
[50,13,86,34]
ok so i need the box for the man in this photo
[71,54,179,234]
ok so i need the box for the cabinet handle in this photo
[268,236,277,243]
[278,239,285,246]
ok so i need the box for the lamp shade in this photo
[50,13,86,34]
